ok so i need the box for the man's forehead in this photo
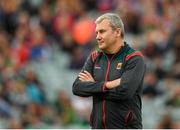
[95,19,111,30]
[96,19,110,25]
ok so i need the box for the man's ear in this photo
[116,28,121,37]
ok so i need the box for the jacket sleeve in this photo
[104,56,146,100]
[72,54,105,97]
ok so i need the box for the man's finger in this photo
[78,74,87,79]
[84,71,95,82]
[79,77,85,81]
[79,73,89,79]
[79,74,88,81]
[84,71,92,77]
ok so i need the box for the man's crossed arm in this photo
[78,70,121,89]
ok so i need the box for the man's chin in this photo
[98,46,105,50]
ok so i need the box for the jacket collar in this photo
[97,41,130,58]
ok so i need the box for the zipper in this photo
[102,54,115,129]
[102,60,110,129]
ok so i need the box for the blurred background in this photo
[0,0,179,128]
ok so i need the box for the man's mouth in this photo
[98,41,104,45]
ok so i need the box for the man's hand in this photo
[78,70,95,82]
[105,78,121,89]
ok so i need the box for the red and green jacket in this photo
[73,42,146,129]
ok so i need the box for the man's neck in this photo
[105,40,124,54]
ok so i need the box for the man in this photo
[72,13,146,129]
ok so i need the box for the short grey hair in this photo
[95,13,125,38]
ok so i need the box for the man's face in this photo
[95,19,118,51]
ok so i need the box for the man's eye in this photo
[98,30,104,34]
[100,30,104,33]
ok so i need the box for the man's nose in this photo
[96,33,101,40]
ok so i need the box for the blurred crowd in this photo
[0,0,179,128]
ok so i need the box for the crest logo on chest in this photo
[116,63,122,70]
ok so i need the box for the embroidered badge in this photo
[116,63,122,70]
[94,64,101,69]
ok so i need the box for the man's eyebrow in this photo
[96,29,106,33]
